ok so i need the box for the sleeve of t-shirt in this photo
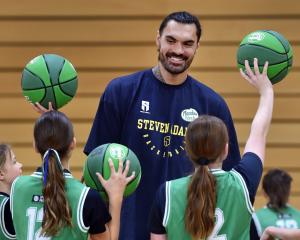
[4,198,16,237]
[148,183,166,234]
[83,189,112,234]
[216,98,241,171]
[84,82,123,155]
[233,152,263,203]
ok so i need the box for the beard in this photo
[158,48,195,75]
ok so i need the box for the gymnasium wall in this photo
[0,0,299,209]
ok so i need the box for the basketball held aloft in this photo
[237,30,293,84]
[21,54,78,109]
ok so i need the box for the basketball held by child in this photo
[83,143,142,199]
[21,54,78,109]
[237,30,293,84]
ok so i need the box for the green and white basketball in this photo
[237,30,293,84]
[83,143,142,200]
[21,54,78,109]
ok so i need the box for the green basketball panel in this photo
[267,61,289,79]
[21,69,45,90]
[266,30,290,53]
[124,171,141,197]
[22,89,45,103]
[237,45,287,65]
[53,85,73,109]
[103,143,129,180]
[97,143,141,197]
[39,87,56,109]
[26,55,51,86]
[85,144,110,192]
[240,31,286,53]
[270,68,289,84]
[59,59,77,83]
[238,61,289,84]
[43,54,65,86]
[59,79,78,97]
[126,149,141,176]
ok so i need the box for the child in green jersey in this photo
[252,169,300,238]
[10,111,134,240]
[0,143,22,239]
[149,58,274,239]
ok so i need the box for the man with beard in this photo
[84,11,241,240]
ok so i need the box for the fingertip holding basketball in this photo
[83,143,142,200]
[237,30,293,84]
[21,54,78,109]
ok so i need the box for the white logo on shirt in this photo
[140,100,150,114]
[181,108,198,122]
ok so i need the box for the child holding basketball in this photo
[0,144,22,239]
[149,58,274,239]
[10,111,134,240]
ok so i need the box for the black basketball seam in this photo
[23,67,48,104]
[100,144,112,188]
[43,54,58,108]
[52,57,66,106]
[22,68,47,90]
[266,31,291,72]
[57,79,77,98]
[58,59,65,79]
[104,144,111,175]
[125,148,138,184]
[21,77,77,90]
[270,64,290,80]
[86,158,100,191]
[55,59,76,99]
[238,58,291,67]
[239,43,288,55]
[125,147,130,172]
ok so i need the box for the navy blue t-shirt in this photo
[84,69,241,240]
[149,152,263,234]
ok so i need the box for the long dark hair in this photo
[184,115,228,239]
[34,111,74,236]
[263,169,292,211]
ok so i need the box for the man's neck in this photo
[152,64,188,85]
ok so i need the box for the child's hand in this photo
[96,158,135,201]
[31,102,53,114]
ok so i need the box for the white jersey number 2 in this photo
[207,208,227,240]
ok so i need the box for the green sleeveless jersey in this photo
[253,205,300,236]
[163,169,253,240]
[10,171,90,240]
[0,194,16,239]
